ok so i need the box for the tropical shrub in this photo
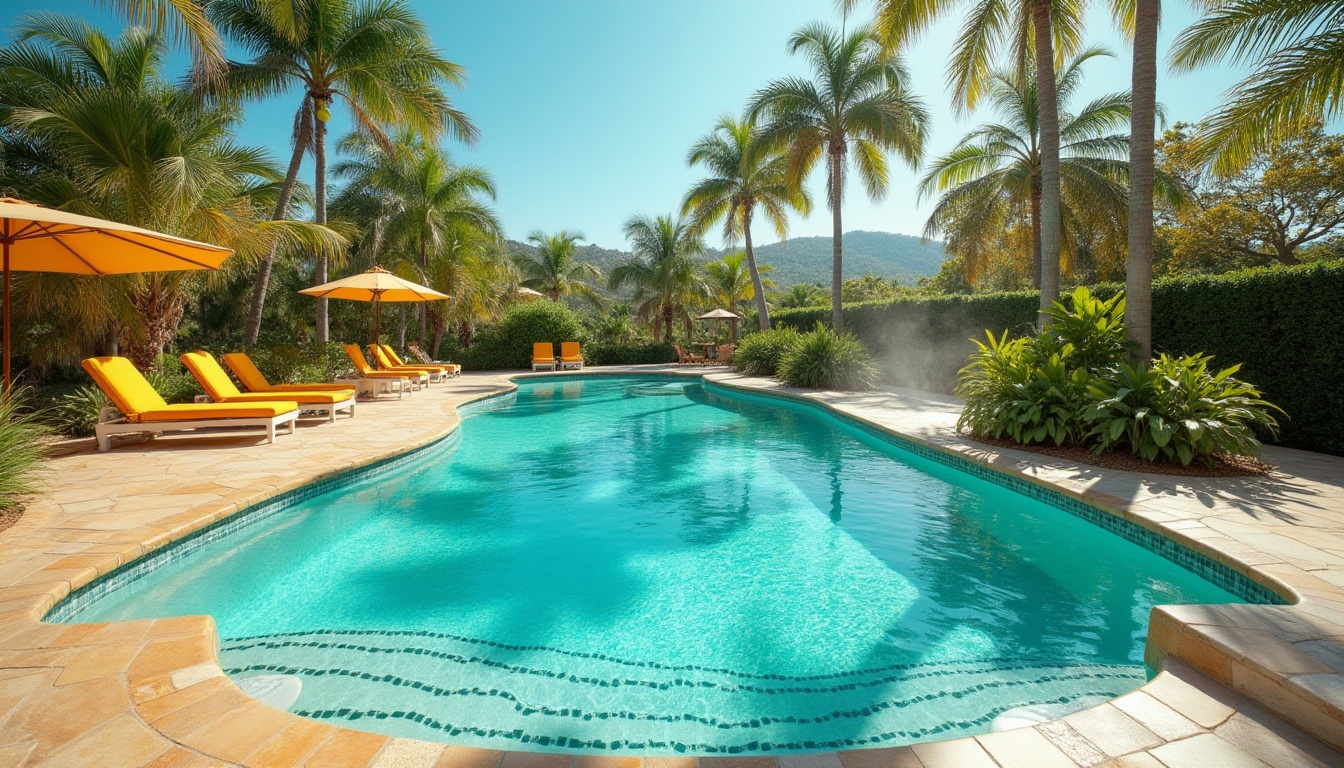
[146,357,202,404]
[54,385,111,438]
[778,324,881,391]
[0,391,50,512]
[774,260,1344,455]
[955,288,1281,465]
[584,342,677,366]
[1085,355,1281,466]
[733,328,802,377]
[460,302,586,370]
[241,342,353,384]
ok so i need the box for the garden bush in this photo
[733,328,802,377]
[0,390,50,512]
[53,385,110,438]
[238,342,353,384]
[584,342,677,366]
[459,301,586,370]
[954,288,1281,466]
[774,261,1344,455]
[778,324,881,391]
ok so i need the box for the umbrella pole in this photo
[372,293,380,346]
[3,238,10,393]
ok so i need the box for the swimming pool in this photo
[63,375,1244,754]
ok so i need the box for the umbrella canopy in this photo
[696,308,742,321]
[0,197,235,388]
[300,266,448,342]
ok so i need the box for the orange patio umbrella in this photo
[0,197,234,389]
[299,266,448,342]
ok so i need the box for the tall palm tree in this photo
[335,130,501,344]
[100,0,226,84]
[515,231,604,305]
[0,16,340,368]
[1128,0,1159,362]
[213,0,477,345]
[682,113,810,331]
[609,215,708,342]
[749,22,928,330]
[919,48,1158,286]
[846,0,1093,323]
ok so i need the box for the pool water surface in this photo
[66,376,1239,753]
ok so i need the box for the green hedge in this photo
[584,342,677,366]
[773,261,1344,454]
[458,301,587,371]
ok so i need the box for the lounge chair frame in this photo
[94,406,298,452]
[192,394,354,423]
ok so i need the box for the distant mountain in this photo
[506,230,946,287]
[743,231,946,287]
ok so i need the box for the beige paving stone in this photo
[1148,733,1271,768]
[1065,703,1164,756]
[1037,719,1108,766]
[909,737,998,768]
[1213,712,1336,768]
[1144,665,1240,729]
[435,746,506,768]
[33,714,171,768]
[302,728,388,768]
[834,748,921,768]
[977,727,1079,768]
[499,754,573,768]
[1111,692,1204,741]
[370,737,446,768]
[644,759,700,768]
[573,757,640,768]
[246,717,337,768]
[1101,754,1166,768]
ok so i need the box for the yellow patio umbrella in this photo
[299,266,448,343]
[0,197,234,389]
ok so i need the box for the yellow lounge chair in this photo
[368,344,444,383]
[82,356,299,451]
[384,344,459,377]
[345,345,424,391]
[532,342,556,371]
[559,341,584,371]
[181,351,356,423]
[406,342,461,375]
[221,352,358,394]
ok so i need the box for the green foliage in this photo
[463,301,586,370]
[0,391,50,512]
[954,289,1282,464]
[240,343,354,385]
[733,328,803,377]
[584,343,678,366]
[54,385,111,438]
[778,324,881,391]
[1086,355,1281,465]
[146,356,202,404]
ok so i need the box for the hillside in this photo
[507,230,946,287]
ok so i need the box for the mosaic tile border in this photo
[702,380,1287,607]
[45,388,520,625]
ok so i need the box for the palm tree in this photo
[749,22,928,330]
[515,230,604,305]
[609,215,709,342]
[100,0,226,84]
[1170,0,1344,173]
[682,113,810,331]
[846,0,1092,323]
[0,16,339,368]
[335,131,501,345]
[775,283,827,308]
[212,0,477,345]
[1128,0,1159,362]
[704,252,774,342]
[919,48,1158,286]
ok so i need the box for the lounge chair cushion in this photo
[209,391,350,405]
[181,351,245,400]
[222,353,356,393]
[533,342,555,363]
[369,345,434,377]
[136,402,298,422]
[382,345,455,373]
[82,356,297,423]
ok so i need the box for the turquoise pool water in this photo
[67,376,1239,754]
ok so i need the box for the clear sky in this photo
[3,0,1254,250]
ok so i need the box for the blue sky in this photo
[4,0,1253,250]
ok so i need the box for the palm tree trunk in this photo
[419,239,429,345]
[1033,0,1063,326]
[663,303,675,342]
[742,210,772,331]
[243,102,311,346]
[1030,182,1043,290]
[829,148,844,330]
[1125,0,1159,363]
[313,106,329,344]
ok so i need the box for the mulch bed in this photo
[0,509,24,535]
[963,432,1273,478]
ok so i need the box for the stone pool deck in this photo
[0,366,1340,768]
